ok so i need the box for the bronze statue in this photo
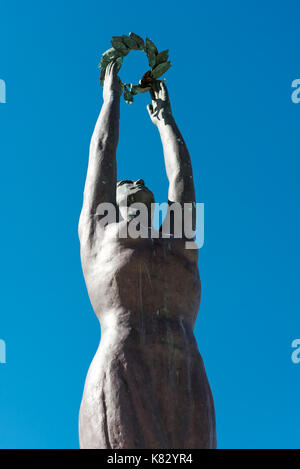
[78,62,216,449]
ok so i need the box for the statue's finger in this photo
[160,81,166,93]
[153,81,160,95]
[160,81,169,100]
[150,88,156,101]
[105,62,112,78]
[111,61,118,75]
[147,104,153,116]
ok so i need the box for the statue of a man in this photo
[78,62,216,449]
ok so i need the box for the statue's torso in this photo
[81,221,201,335]
[79,221,216,449]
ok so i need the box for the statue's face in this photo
[116,179,155,208]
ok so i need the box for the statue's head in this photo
[116,179,155,224]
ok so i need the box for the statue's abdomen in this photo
[87,237,201,328]
[80,238,215,449]
[79,320,216,449]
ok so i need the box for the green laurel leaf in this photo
[99,56,123,85]
[145,38,158,68]
[148,54,156,68]
[155,49,169,67]
[151,61,171,79]
[124,86,134,104]
[129,32,145,50]
[100,67,106,85]
[122,35,139,50]
[99,34,171,104]
[98,47,123,68]
[115,56,123,72]
[131,84,151,94]
[111,37,130,55]
[145,38,158,56]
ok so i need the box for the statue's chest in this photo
[85,235,200,315]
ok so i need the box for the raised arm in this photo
[147,81,196,234]
[79,62,122,242]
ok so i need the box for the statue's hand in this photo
[147,81,172,126]
[103,62,122,102]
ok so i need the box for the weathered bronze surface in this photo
[99,33,171,103]
[78,62,216,449]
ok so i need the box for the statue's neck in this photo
[120,206,152,228]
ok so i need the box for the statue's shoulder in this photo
[82,221,199,265]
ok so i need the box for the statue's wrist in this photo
[157,111,175,129]
[103,90,121,103]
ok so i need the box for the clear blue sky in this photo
[0,0,299,449]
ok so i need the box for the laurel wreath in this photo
[98,33,171,104]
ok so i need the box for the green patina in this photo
[160,307,169,319]
[98,32,171,104]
